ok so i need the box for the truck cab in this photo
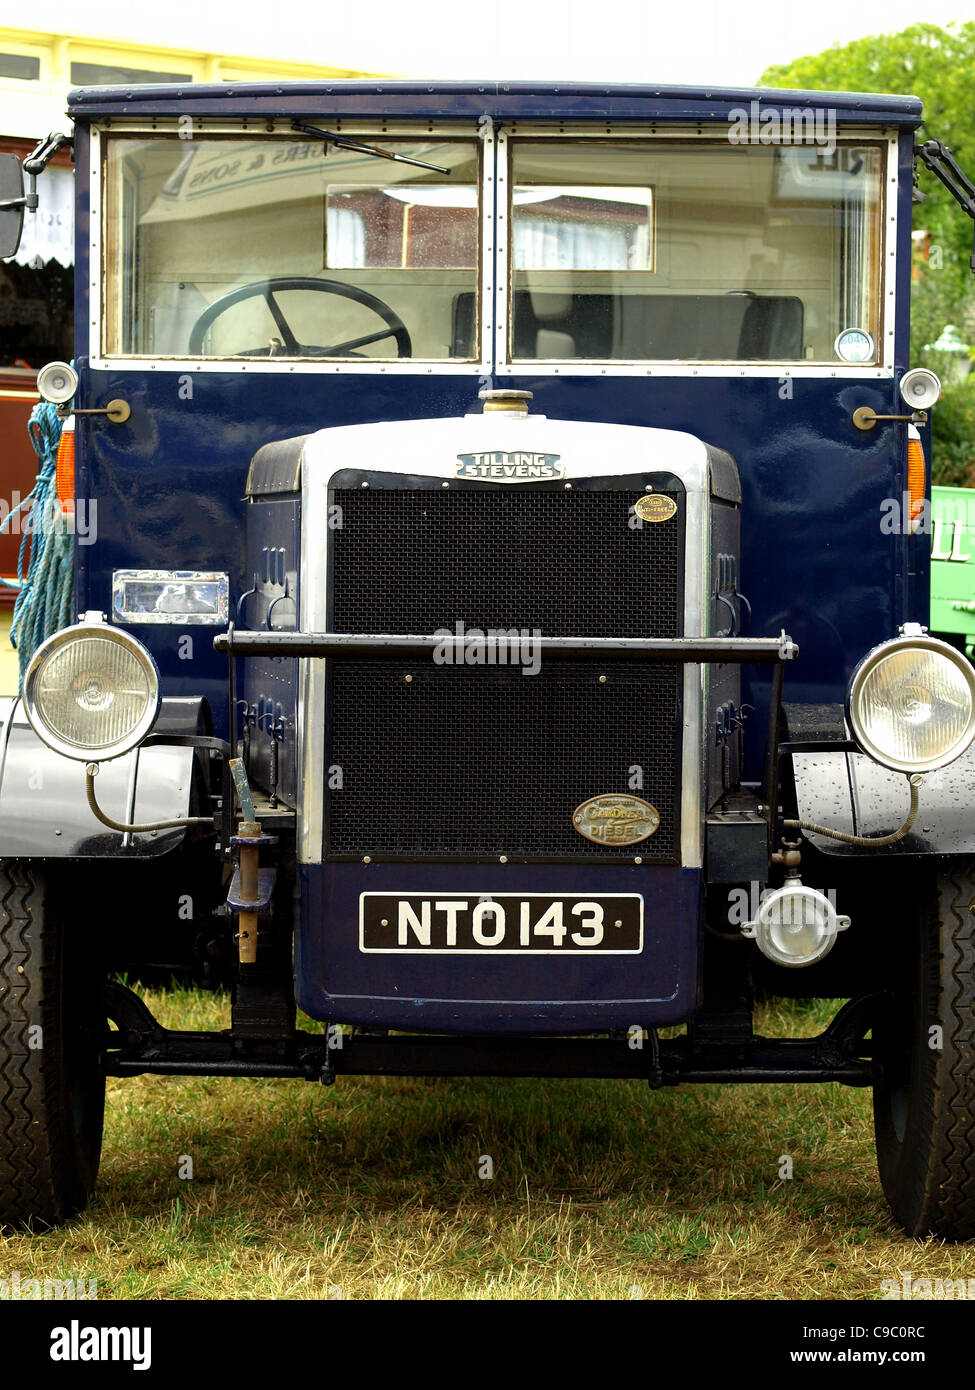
[2,80,974,1242]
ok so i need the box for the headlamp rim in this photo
[23,620,161,762]
[846,633,975,774]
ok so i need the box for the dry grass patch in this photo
[2,987,973,1298]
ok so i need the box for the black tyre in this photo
[874,860,975,1239]
[0,862,105,1228]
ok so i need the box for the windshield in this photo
[101,131,886,366]
[509,140,885,363]
[103,135,480,359]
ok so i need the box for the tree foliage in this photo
[760,22,975,294]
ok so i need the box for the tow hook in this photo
[227,758,276,965]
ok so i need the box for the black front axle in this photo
[103,983,874,1088]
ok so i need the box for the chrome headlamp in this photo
[24,615,160,761]
[742,880,850,968]
[847,631,975,774]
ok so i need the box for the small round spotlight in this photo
[36,360,78,406]
[742,882,850,968]
[899,367,941,412]
[24,618,160,761]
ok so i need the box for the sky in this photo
[25,0,975,85]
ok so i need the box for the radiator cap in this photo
[479,388,533,414]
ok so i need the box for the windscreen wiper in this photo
[915,138,975,273]
[291,121,450,174]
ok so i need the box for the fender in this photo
[0,696,212,858]
[785,702,975,857]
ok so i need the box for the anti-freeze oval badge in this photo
[634,493,677,523]
[573,793,660,846]
[456,450,564,481]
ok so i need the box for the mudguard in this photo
[0,696,210,858]
[786,701,975,857]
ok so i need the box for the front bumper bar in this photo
[214,631,798,663]
[215,629,798,836]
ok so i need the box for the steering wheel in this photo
[187,276,412,358]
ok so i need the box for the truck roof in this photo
[66,79,923,125]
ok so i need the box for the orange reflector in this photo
[907,436,926,531]
[55,424,75,514]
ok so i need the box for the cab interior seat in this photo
[450,290,804,360]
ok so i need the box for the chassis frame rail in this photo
[104,985,874,1087]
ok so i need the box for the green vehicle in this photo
[931,484,975,657]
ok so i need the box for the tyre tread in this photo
[0,862,99,1228]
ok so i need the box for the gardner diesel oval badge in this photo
[634,494,676,523]
[573,794,660,846]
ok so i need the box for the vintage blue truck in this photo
[1,79,974,1239]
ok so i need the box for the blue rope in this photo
[9,398,75,689]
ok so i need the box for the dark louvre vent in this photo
[326,481,684,862]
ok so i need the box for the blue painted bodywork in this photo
[297,862,700,1031]
[63,82,925,1028]
[73,367,922,760]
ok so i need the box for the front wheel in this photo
[0,863,106,1228]
[873,860,975,1239]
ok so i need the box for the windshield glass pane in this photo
[103,136,480,360]
[510,140,884,363]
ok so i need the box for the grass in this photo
[2,988,974,1299]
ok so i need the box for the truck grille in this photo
[325,479,684,861]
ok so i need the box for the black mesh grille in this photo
[326,482,684,862]
[331,486,681,638]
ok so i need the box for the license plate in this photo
[359,893,643,954]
